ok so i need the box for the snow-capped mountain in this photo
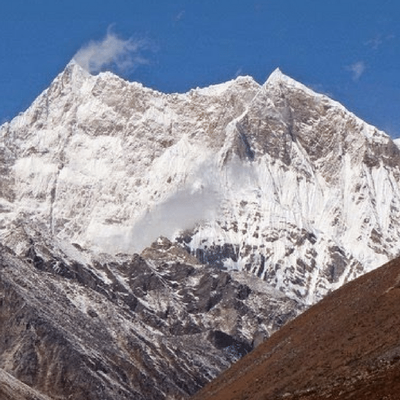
[1,61,400,305]
[1,61,400,399]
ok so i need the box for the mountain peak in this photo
[264,67,314,95]
[265,67,296,85]
[63,58,92,80]
[266,67,284,81]
[193,75,260,97]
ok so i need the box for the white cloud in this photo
[94,158,223,254]
[347,61,366,81]
[73,30,148,74]
[127,184,220,253]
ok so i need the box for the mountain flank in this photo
[192,256,400,400]
[0,234,303,399]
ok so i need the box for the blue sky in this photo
[1,0,399,137]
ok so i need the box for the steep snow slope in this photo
[1,63,400,304]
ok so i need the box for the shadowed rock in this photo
[0,235,302,399]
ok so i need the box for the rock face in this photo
[0,368,51,400]
[193,256,400,400]
[0,231,301,399]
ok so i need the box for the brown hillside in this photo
[193,257,400,400]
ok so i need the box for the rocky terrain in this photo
[193,256,400,400]
[0,228,302,399]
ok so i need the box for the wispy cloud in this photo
[366,36,383,50]
[347,61,366,81]
[365,34,395,50]
[174,10,185,22]
[235,67,243,78]
[73,29,148,74]
[307,83,334,98]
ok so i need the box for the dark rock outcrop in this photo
[0,235,303,399]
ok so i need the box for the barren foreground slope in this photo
[193,256,400,400]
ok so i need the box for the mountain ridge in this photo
[1,63,400,305]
